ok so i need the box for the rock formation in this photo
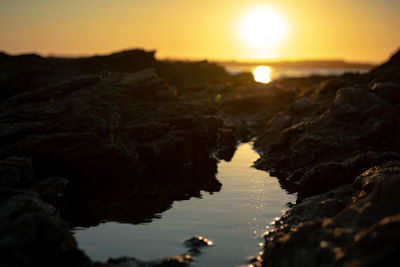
[0,52,236,266]
[251,49,400,266]
[1,47,400,266]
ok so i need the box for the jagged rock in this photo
[252,49,400,267]
[255,53,400,200]
[298,162,347,201]
[1,46,400,266]
[262,162,400,267]
[0,69,230,187]
[297,151,400,202]
[326,85,390,122]
[0,49,232,100]
[0,63,236,265]
[370,49,400,84]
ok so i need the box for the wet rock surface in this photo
[249,49,400,266]
[262,161,400,267]
[254,49,400,201]
[184,235,214,255]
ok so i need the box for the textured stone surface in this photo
[0,54,236,266]
[1,47,400,266]
[252,49,400,266]
[262,162,400,267]
[255,49,400,201]
[0,69,233,187]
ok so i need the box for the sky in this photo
[1,0,399,63]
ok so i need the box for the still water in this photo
[224,64,370,84]
[73,143,295,266]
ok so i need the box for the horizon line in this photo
[0,48,382,65]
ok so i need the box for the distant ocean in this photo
[222,64,371,81]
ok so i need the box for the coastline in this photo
[0,48,399,266]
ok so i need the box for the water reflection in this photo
[61,157,221,227]
[253,66,271,83]
[73,143,295,266]
[224,64,370,84]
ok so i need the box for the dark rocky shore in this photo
[0,48,399,266]
[254,50,400,267]
[0,51,235,266]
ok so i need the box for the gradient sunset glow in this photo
[1,0,399,62]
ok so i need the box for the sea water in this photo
[73,143,295,266]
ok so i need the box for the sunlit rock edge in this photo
[254,48,400,267]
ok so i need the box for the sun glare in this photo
[238,6,288,50]
[253,66,272,84]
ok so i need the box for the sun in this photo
[253,66,272,84]
[238,6,288,49]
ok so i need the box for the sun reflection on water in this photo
[253,66,272,84]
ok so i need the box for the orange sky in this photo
[1,0,399,63]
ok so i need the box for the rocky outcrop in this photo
[0,68,238,226]
[0,62,236,265]
[254,49,400,202]
[0,49,231,101]
[0,69,232,184]
[0,185,193,267]
[251,49,400,266]
[262,161,400,267]
[2,46,400,266]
